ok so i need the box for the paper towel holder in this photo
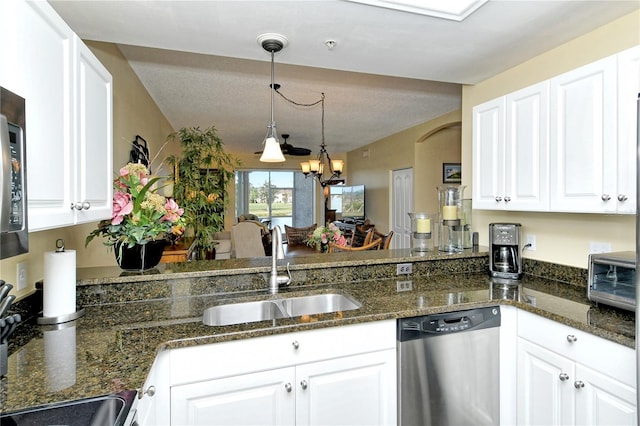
[37,239,86,325]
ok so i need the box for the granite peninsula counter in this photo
[0,248,635,414]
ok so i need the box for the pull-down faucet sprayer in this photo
[269,225,291,294]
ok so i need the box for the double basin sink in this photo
[203,292,361,326]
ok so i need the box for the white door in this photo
[296,350,396,426]
[391,168,412,249]
[517,338,575,426]
[171,367,296,426]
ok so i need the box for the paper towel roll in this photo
[43,250,76,318]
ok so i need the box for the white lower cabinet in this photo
[171,350,395,426]
[140,320,397,426]
[516,310,636,426]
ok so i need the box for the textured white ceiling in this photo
[49,0,639,156]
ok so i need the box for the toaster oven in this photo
[588,251,636,312]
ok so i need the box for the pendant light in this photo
[258,34,288,162]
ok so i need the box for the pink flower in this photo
[162,198,184,222]
[112,191,133,225]
[335,235,348,246]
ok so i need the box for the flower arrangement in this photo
[306,222,348,251]
[85,163,186,249]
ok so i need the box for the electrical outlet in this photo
[17,262,28,291]
[396,280,413,292]
[396,263,413,275]
[525,234,536,251]
[589,241,612,254]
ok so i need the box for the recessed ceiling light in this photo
[344,0,488,21]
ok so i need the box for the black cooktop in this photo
[0,390,137,426]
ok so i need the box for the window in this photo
[235,170,316,229]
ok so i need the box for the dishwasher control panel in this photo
[397,306,500,339]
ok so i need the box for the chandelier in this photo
[299,93,344,187]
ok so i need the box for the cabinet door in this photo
[517,338,575,426]
[21,0,76,230]
[504,82,549,211]
[549,56,617,212]
[171,367,296,426]
[616,45,640,214]
[295,349,396,426]
[74,38,113,224]
[575,364,637,426]
[472,97,506,210]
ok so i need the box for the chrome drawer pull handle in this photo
[292,341,299,350]
[559,373,569,381]
[601,194,611,201]
[284,383,292,393]
[574,381,585,389]
[495,196,503,202]
[566,335,577,343]
[618,194,628,202]
[300,380,308,390]
[504,196,511,203]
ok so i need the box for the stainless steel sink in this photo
[280,293,361,317]
[202,293,361,326]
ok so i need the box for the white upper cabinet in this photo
[3,0,113,231]
[616,45,640,214]
[549,56,617,213]
[473,82,549,211]
[74,39,113,224]
[473,45,639,214]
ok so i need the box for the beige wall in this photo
[461,10,640,268]
[346,109,462,234]
[1,42,176,299]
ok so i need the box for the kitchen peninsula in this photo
[1,248,635,425]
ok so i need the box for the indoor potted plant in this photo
[86,162,186,270]
[167,126,239,259]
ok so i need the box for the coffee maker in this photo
[489,223,523,280]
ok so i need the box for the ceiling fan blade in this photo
[286,147,312,156]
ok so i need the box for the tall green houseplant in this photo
[167,126,239,259]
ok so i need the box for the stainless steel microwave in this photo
[0,86,28,259]
[588,251,635,312]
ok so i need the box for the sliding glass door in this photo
[235,170,316,228]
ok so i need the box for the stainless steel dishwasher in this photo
[397,306,501,426]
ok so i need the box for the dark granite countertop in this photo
[0,249,634,414]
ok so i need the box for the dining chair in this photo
[329,238,382,253]
[232,222,266,258]
[284,224,317,246]
[350,227,374,247]
[374,230,394,250]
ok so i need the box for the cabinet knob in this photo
[300,380,308,390]
[71,202,82,210]
[618,194,628,202]
[601,194,611,201]
[82,201,91,210]
[143,385,156,398]
[504,197,511,203]
[284,383,292,393]
[566,334,577,343]
[292,341,300,350]
[559,373,570,381]
[495,196,503,202]
[574,381,585,389]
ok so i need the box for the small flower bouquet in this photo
[306,222,348,251]
[86,163,186,249]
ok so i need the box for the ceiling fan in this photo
[255,134,311,156]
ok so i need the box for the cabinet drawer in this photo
[169,320,396,385]
[518,310,635,386]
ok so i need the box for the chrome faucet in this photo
[269,225,291,293]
